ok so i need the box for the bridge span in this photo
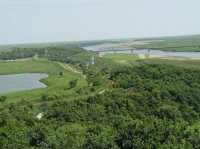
[96,48,150,54]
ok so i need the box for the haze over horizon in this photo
[1,0,200,45]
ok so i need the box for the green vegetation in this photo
[69,79,78,89]
[133,35,200,51]
[0,96,6,102]
[0,39,200,148]
[143,59,200,70]
[104,54,140,65]
[0,60,87,102]
[1,59,200,148]
[0,45,97,68]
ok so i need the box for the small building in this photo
[86,57,95,67]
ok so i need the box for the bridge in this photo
[96,47,150,54]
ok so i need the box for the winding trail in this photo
[99,89,108,95]
[57,62,86,78]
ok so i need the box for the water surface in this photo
[0,73,48,94]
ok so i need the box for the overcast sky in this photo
[0,0,200,44]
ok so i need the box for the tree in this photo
[59,72,63,77]
[69,79,78,89]
[0,96,6,102]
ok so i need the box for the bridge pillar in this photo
[131,49,133,54]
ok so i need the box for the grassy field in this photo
[104,53,140,65]
[0,60,87,102]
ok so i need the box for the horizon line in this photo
[0,33,199,47]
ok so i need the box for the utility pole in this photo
[45,49,48,58]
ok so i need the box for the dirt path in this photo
[4,58,33,62]
[99,89,108,95]
[57,62,86,78]
[138,54,146,59]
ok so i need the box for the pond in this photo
[0,73,48,94]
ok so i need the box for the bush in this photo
[0,96,6,102]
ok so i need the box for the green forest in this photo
[0,45,200,149]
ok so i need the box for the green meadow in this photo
[0,60,87,102]
[104,53,140,65]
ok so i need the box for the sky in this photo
[0,0,200,45]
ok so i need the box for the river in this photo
[84,46,200,58]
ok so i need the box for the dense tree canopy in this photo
[0,61,199,148]
[0,46,96,68]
